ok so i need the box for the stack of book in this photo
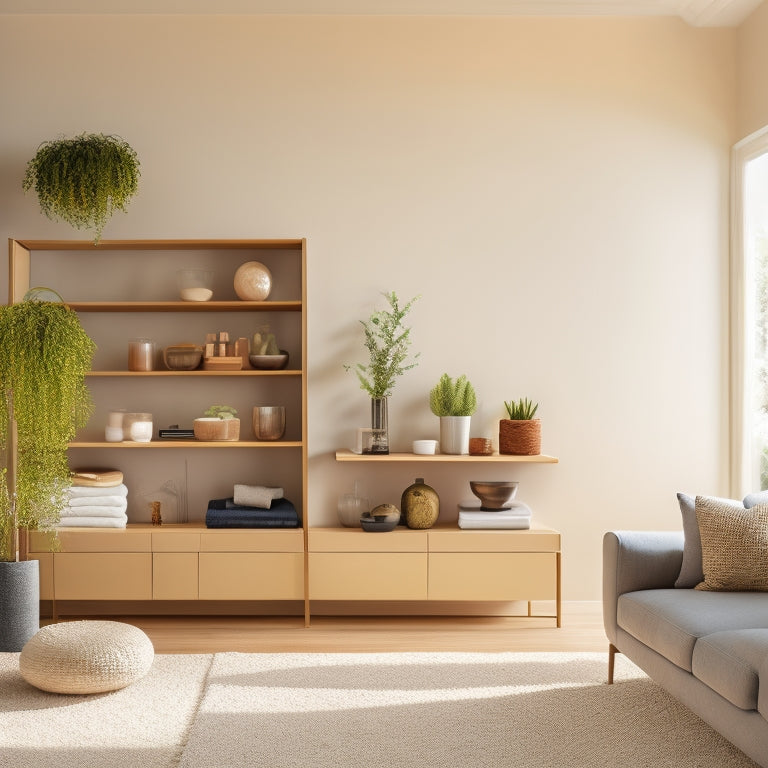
[457,499,532,530]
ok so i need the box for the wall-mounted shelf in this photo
[335,450,559,463]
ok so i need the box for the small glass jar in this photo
[123,412,153,443]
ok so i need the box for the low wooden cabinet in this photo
[308,525,561,625]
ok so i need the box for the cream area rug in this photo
[0,651,759,768]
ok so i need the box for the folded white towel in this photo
[60,504,128,519]
[233,484,284,508]
[69,495,128,508]
[58,515,128,528]
[458,517,531,530]
[68,483,128,498]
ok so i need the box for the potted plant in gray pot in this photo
[429,373,477,455]
[0,292,95,650]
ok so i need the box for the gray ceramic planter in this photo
[0,559,39,651]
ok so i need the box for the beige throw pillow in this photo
[695,496,768,592]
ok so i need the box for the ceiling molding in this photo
[0,0,762,26]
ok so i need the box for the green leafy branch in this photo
[429,374,477,417]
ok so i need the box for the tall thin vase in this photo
[367,396,389,455]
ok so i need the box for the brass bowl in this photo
[469,481,519,510]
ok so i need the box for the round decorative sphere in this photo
[233,261,272,301]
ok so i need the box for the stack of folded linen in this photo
[457,499,532,530]
[206,484,299,528]
[61,483,129,528]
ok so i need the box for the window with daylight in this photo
[732,127,768,496]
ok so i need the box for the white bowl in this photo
[413,439,438,455]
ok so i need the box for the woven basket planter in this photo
[499,419,541,456]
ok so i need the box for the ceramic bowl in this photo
[163,345,203,370]
[249,351,289,370]
[412,439,438,455]
[360,504,399,532]
[469,480,519,510]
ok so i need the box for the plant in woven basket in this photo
[429,374,477,417]
[23,132,140,243]
[499,398,541,456]
[0,293,96,562]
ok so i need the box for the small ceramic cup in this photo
[412,439,438,455]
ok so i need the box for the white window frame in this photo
[730,125,768,497]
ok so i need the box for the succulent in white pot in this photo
[429,374,477,455]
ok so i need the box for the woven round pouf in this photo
[19,620,154,694]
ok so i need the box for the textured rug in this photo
[0,651,759,767]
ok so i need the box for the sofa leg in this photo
[608,643,619,684]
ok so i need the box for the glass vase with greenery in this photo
[0,296,96,562]
[345,291,420,455]
[23,132,140,243]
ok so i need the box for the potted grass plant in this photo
[23,132,140,243]
[429,373,477,455]
[345,291,420,455]
[0,292,95,650]
[499,397,541,455]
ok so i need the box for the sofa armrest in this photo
[602,530,684,644]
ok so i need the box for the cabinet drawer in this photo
[198,553,303,599]
[309,529,427,553]
[56,529,152,553]
[153,552,199,600]
[152,532,201,552]
[54,553,152,600]
[429,529,560,553]
[428,552,558,601]
[201,529,304,553]
[309,553,427,600]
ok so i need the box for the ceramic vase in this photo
[439,415,471,455]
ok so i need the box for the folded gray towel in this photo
[233,484,284,508]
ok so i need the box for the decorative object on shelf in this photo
[105,410,126,442]
[429,373,477,455]
[150,500,162,526]
[401,477,440,529]
[123,412,153,443]
[193,405,240,442]
[360,503,400,532]
[234,261,272,301]
[177,269,214,302]
[412,439,438,455]
[469,437,493,456]
[0,293,95,649]
[249,326,288,369]
[345,292,421,456]
[469,480,519,510]
[203,331,242,370]
[252,406,286,441]
[250,352,289,370]
[128,338,155,371]
[499,398,541,456]
[163,344,203,371]
[22,132,140,243]
[337,481,370,528]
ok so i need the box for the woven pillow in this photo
[695,496,768,592]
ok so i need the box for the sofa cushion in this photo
[617,589,768,671]
[696,498,768,592]
[691,629,768,711]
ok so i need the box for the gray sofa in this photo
[603,530,768,767]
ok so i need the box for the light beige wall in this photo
[0,15,736,599]
[737,0,768,139]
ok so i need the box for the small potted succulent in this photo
[429,374,477,455]
[193,405,240,442]
[499,398,541,455]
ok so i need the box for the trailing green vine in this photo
[23,132,140,242]
[0,300,95,561]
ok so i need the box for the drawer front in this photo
[309,553,428,600]
[152,532,201,552]
[200,529,304,553]
[153,552,199,600]
[428,552,558,601]
[198,553,304,599]
[309,529,427,553]
[428,529,560,553]
[54,553,152,600]
[56,529,152,553]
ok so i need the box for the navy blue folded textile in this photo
[205,497,299,528]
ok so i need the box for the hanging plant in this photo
[22,132,140,243]
[0,296,96,561]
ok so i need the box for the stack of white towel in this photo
[60,484,129,528]
[457,499,532,530]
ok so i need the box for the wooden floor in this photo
[103,602,607,654]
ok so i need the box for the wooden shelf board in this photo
[335,450,558,463]
[86,369,302,377]
[70,441,303,449]
[14,239,304,251]
[66,300,302,313]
